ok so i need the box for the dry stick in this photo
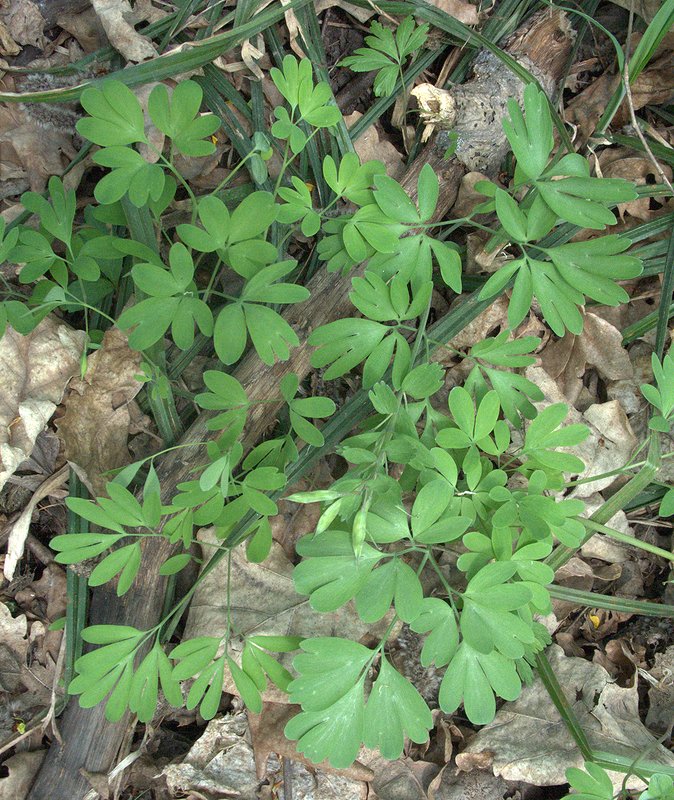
[28,10,573,799]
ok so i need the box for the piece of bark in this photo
[28,9,574,799]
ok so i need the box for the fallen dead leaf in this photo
[248,702,374,782]
[0,0,44,48]
[164,706,369,800]
[56,328,142,496]
[539,312,633,406]
[428,764,507,800]
[427,0,478,26]
[645,645,674,737]
[580,495,636,563]
[604,0,664,21]
[3,464,68,580]
[56,7,108,52]
[0,750,46,800]
[525,366,638,498]
[0,318,84,492]
[0,20,20,55]
[344,111,404,179]
[184,532,393,702]
[459,644,674,788]
[91,0,156,62]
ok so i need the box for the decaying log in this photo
[28,10,574,798]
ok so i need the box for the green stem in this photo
[580,517,674,562]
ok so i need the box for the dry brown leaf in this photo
[524,366,638,498]
[0,98,77,195]
[599,149,673,222]
[344,111,405,179]
[428,765,507,800]
[162,711,258,799]
[314,0,374,24]
[646,645,674,737]
[539,312,633,405]
[56,7,108,52]
[451,171,491,220]
[459,644,674,788]
[56,328,142,497]
[248,702,374,782]
[0,750,46,800]
[3,464,68,580]
[426,0,478,26]
[0,318,84,492]
[0,20,20,55]
[0,0,44,48]
[184,532,393,703]
[603,0,664,21]
[91,0,156,62]
[164,708,368,800]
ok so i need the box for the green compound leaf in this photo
[293,530,383,611]
[309,317,389,381]
[21,176,75,246]
[520,403,589,475]
[51,532,125,564]
[286,680,365,768]
[502,83,553,181]
[288,638,371,711]
[322,152,385,205]
[461,576,535,659]
[409,597,459,667]
[194,370,248,433]
[354,557,423,623]
[286,638,371,767]
[148,80,220,157]
[77,80,146,146]
[88,542,142,596]
[339,17,428,98]
[93,147,165,207]
[363,656,432,759]
[642,352,674,432]
[564,762,614,800]
[641,774,674,800]
[439,642,522,725]
[118,244,213,350]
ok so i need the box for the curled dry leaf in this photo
[0,100,77,196]
[55,7,108,53]
[3,464,68,580]
[646,645,674,737]
[56,328,143,497]
[0,318,84,493]
[459,644,674,788]
[0,20,20,56]
[91,0,156,62]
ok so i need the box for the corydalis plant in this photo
[3,55,666,772]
